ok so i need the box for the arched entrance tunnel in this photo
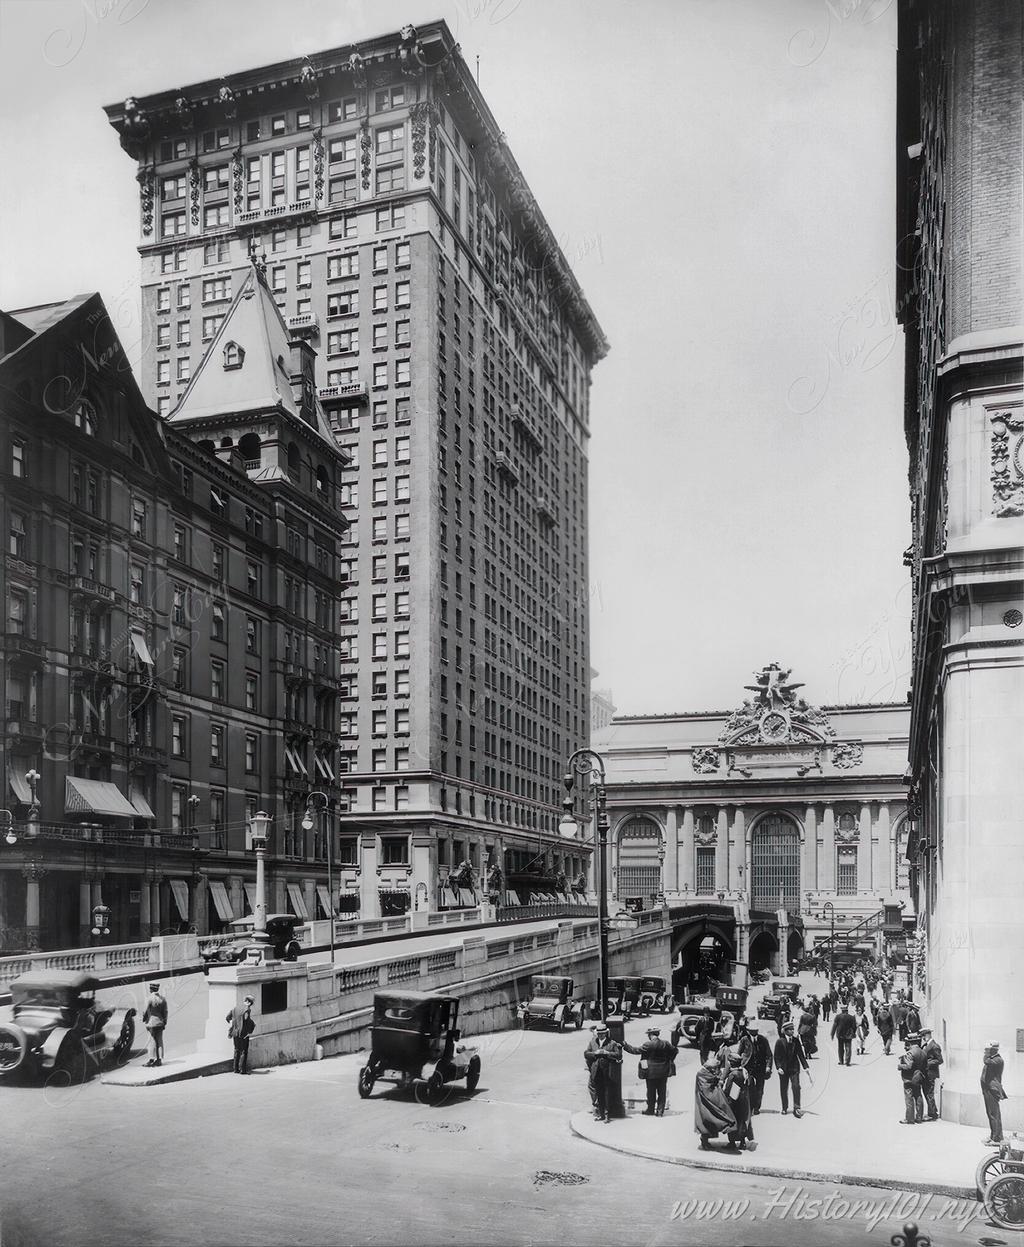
[748,928,778,972]
[671,922,736,997]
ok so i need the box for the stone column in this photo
[858,803,873,894]
[729,807,745,893]
[228,877,244,922]
[81,879,95,945]
[23,867,44,950]
[821,805,836,892]
[359,833,380,919]
[715,806,729,891]
[680,807,695,892]
[803,804,818,893]
[874,803,891,895]
[150,881,161,933]
[664,807,679,894]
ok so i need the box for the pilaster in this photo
[715,806,729,890]
[680,807,695,890]
[802,804,818,891]
[729,807,745,891]
[858,803,873,893]
[665,806,679,893]
[821,804,836,891]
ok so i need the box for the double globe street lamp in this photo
[302,791,334,964]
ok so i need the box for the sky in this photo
[0,0,911,716]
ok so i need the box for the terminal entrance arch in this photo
[750,813,801,911]
[615,816,662,903]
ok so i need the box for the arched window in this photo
[197,439,216,456]
[315,465,329,497]
[616,816,662,902]
[74,400,97,436]
[223,341,245,370]
[238,432,261,469]
[750,813,801,910]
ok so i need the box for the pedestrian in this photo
[831,1004,856,1066]
[904,1000,921,1035]
[142,981,168,1068]
[828,983,839,1014]
[855,1008,870,1056]
[853,986,866,1014]
[584,1023,622,1123]
[723,1051,755,1151]
[773,1020,808,1117]
[882,976,891,1003]
[623,1025,677,1117]
[876,1002,894,1055]
[226,994,256,1075]
[820,991,832,1023]
[694,1057,735,1150]
[919,1026,943,1121]
[696,1007,716,1065]
[981,1040,1007,1145]
[797,1003,818,1058]
[746,1021,773,1115]
[898,1033,926,1124]
[892,996,907,1042]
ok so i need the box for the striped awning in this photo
[169,880,189,921]
[65,777,137,819]
[457,888,476,908]
[286,882,308,920]
[316,885,332,918]
[130,792,155,819]
[243,882,257,914]
[208,880,234,922]
[8,769,32,804]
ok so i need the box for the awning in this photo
[9,768,32,804]
[243,882,257,915]
[208,879,234,922]
[316,884,332,918]
[169,880,189,921]
[65,777,138,819]
[314,753,334,780]
[504,890,520,907]
[286,882,308,920]
[457,888,476,908]
[130,631,153,665]
[130,792,155,819]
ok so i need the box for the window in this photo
[375,165,405,194]
[372,632,387,660]
[172,648,186,690]
[212,543,225,580]
[373,363,387,389]
[203,128,230,152]
[372,709,387,736]
[329,176,357,204]
[210,487,228,519]
[205,238,231,265]
[328,289,359,317]
[395,359,410,386]
[162,212,186,238]
[394,705,410,734]
[131,498,147,539]
[157,323,170,348]
[172,584,186,625]
[204,204,230,229]
[172,523,187,561]
[177,320,191,347]
[837,846,858,896]
[202,276,231,302]
[211,600,226,641]
[209,791,226,849]
[245,733,258,773]
[394,669,409,696]
[373,246,388,273]
[380,836,408,865]
[271,115,286,135]
[395,281,411,308]
[177,283,191,309]
[245,672,259,710]
[162,174,186,200]
[376,203,405,231]
[129,563,144,604]
[297,224,311,248]
[330,214,358,240]
[177,357,191,383]
[157,360,170,385]
[328,328,358,355]
[244,507,264,537]
[394,514,410,539]
[376,125,404,155]
[374,86,406,112]
[395,319,411,347]
[395,436,411,463]
[211,723,225,766]
[329,97,358,122]
[395,785,409,810]
[171,786,185,835]
[327,252,359,279]
[202,314,225,341]
[395,241,410,267]
[8,511,26,558]
[246,560,262,595]
[271,265,287,293]
[695,847,715,895]
[297,260,311,287]
[373,285,388,313]
[372,591,387,617]
[395,746,409,771]
[211,660,225,700]
[8,588,28,635]
[203,164,229,192]
[171,715,187,758]
[394,551,410,579]
[245,616,260,654]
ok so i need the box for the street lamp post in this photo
[821,901,836,982]
[558,749,609,1021]
[248,811,272,952]
[187,794,201,932]
[2,769,41,846]
[302,792,333,964]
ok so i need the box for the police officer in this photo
[919,1026,943,1121]
[584,1023,622,1123]
[623,1025,677,1117]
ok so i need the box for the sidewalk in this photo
[571,973,984,1199]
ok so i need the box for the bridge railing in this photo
[495,903,598,923]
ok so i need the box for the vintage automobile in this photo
[674,985,750,1047]
[636,976,671,1016]
[519,976,585,1031]
[605,976,642,1019]
[201,914,303,967]
[981,1134,1024,1231]
[358,990,481,1102]
[0,971,136,1083]
[757,978,802,1023]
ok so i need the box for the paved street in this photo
[0,972,992,1247]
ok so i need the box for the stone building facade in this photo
[896,0,1023,1126]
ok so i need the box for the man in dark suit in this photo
[623,1026,677,1117]
[898,1033,926,1123]
[981,1040,1008,1144]
[584,1023,622,1123]
[696,1008,716,1066]
[831,1005,857,1066]
[773,1020,808,1117]
[919,1026,943,1120]
[746,1021,773,1115]
[226,994,256,1074]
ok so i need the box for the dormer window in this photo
[223,341,245,370]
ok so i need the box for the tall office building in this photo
[105,21,609,916]
[896,0,1022,1125]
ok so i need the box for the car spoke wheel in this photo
[975,1152,1010,1194]
[985,1173,1024,1230]
[357,1066,375,1099]
[0,1024,27,1079]
[426,1070,445,1103]
[466,1057,481,1092]
[54,1037,87,1086]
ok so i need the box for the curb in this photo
[568,1115,978,1201]
[102,1058,233,1087]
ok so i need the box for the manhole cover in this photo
[413,1120,466,1133]
[533,1171,590,1187]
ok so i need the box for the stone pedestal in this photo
[198,959,314,1069]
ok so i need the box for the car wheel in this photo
[0,1023,27,1078]
[976,1151,1011,1195]
[53,1036,87,1086]
[575,1011,583,1030]
[985,1173,1024,1231]
[466,1057,481,1092]
[357,1066,375,1099]
[110,1012,136,1067]
[285,942,300,962]
[426,1070,446,1103]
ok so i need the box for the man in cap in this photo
[142,981,168,1067]
[584,1022,622,1123]
[830,1003,857,1066]
[898,1032,926,1123]
[919,1026,943,1120]
[981,1040,1007,1145]
[624,1025,678,1116]
[226,994,257,1075]
[773,1019,808,1117]
[745,1020,773,1115]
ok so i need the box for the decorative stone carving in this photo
[410,102,433,180]
[347,51,367,91]
[991,410,1024,517]
[832,742,864,770]
[231,146,244,213]
[122,96,150,156]
[300,61,319,100]
[188,157,201,225]
[693,820,718,846]
[218,83,237,119]
[312,129,325,201]
[692,747,720,774]
[359,119,372,189]
[834,819,859,844]
[719,662,835,745]
[137,166,155,236]
[174,95,194,129]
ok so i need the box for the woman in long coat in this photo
[694,1058,735,1150]
[723,1052,754,1151]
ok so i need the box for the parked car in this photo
[358,990,480,1102]
[636,976,671,1015]
[519,976,585,1031]
[201,914,303,967]
[0,971,136,1083]
[674,985,750,1047]
[757,978,801,1023]
[606,976,642,1018]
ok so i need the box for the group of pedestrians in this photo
[137,980,257,1075]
